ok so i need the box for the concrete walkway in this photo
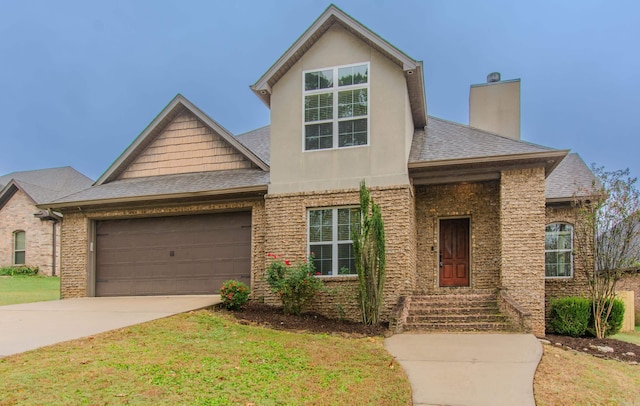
[384,333,542,406]
[0,295,220,357]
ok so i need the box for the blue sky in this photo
[1,0,638,181]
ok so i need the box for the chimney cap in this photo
[487,72,501,83]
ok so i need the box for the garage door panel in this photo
[95,212,251,296]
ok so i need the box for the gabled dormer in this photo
[252,5,426,193]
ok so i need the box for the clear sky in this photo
[0,0,638,181]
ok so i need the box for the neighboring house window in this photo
[303,63,369,151]
[545,223,573,277]
[13,230,25,265]
[308,207,360,276]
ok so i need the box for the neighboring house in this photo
[0,167,93,276]
[42,5,596,336]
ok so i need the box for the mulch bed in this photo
[544,334,640,363]
[216,301,389,337]
[215,302,639,363]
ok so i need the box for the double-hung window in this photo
[303,63,369,150]
[308,207,360,276]
[545,223,573,278]
[13,230,25,265]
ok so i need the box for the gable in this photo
[96,94,268,185]
[118,110,255,180]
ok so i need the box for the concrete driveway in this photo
[385,333,542,406]
[0,295,220,357]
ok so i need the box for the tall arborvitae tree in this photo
[352,181,386,325]
[573,166,640,338]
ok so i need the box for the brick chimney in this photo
[469,72,521,140]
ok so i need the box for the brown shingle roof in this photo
[46,169,269,208]
[409,116,557,163]
[546,153,598,201]
[0,167,93,205]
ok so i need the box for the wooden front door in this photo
[439,218,470,287]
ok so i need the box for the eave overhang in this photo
[38,184,268,211]
[409,150,568,186]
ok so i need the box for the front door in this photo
[439,218,470,287]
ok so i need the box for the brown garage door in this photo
[95,212,251,296]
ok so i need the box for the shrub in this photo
[0,266,39,276]
[587,299,625,337]
[219,280,250,310]
[266,253,324,315]
[549,297,591,337]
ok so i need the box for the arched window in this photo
[13,231,25,265]
[545,223,573,278]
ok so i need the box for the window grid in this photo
[303,62,369,151]
[308,207,359,276]
[13,230,25,265]
[545,223,573,278]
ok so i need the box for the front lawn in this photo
[0,310,411,405]
[0,275,59,306]
[612,326,640,345]
[534,344,640,405]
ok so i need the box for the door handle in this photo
[439,252,443,267]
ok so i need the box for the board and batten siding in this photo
[120,110,253,179]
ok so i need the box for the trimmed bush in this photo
[219,280,250,310]
[549,297,591,337]
[0,266,39,276]
[266,253,324,315]
[587,299,625,337]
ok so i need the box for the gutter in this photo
[34,209,62,276]
[39,184,269,210]
[408,150,569,170]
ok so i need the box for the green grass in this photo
[535,344,640,405]
[0,275,60,306]
[611,326,640,345]
[0,310,411,405]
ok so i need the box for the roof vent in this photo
[487,72,501,83]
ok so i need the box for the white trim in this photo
[307,206,358,276]
[544,222,574,278]
[302,62,370,152]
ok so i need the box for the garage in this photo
[95,211,251,296]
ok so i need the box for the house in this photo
[0,167,93,276]
[41,5,596,336]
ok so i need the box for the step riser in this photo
[402,294,512,333]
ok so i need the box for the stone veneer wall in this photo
[544,204,591,325]
[414,181,500,293]
[260,185,416,321]
[59,199,265,298]
[500,167,546,336]
[0,189,60,276]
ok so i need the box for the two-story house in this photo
[43,5,595,336]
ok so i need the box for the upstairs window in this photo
[308,207,360,276]
[303,63,369,151]
[13,230,25,265]
[545,223,573,278]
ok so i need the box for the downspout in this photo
[34,209,63,276]
[51,220,58,277]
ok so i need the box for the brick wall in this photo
[59,199,265,298]
[415,181,500,293]
[500,167,546,336]
[0,189,59,276]
[544,204,591,320]
[260,185,416,321]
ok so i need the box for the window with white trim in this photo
[13,230,25,265]
[545,223,573,278]
[308,207,360,276]
[303,63,369,150]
